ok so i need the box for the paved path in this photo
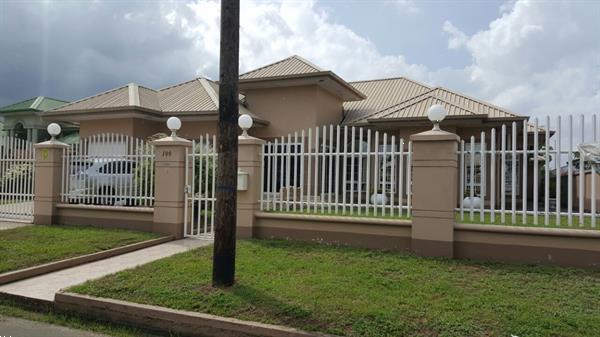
[0,220,31,231]
[0,238,211,302]
[0,315,111,337]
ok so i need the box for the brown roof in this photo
[349,85,525,125]
[158,78,218,112]
[54,85,131,112]
[50,79,266,123]
[343,77,431,124]
[240,55,322,80]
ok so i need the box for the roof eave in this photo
[239,71,366,101]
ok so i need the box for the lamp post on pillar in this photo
[237,114,265,239]
[153,117,192,238]
[410,104,459,258]
[33,123,68,225]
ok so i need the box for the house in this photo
[0,96,77,142]
[44,55,547,205]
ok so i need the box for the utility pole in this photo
[212,0,240,287]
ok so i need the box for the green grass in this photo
[0,299,155,337]
[0,225,160,274]
[457,211,599,230]
[264,209,600,230]
[70,240,600,337]
[263,208,411,220]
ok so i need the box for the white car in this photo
[68,159,138,205]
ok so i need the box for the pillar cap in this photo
[34,140,69,148]
[239,134,265,145]
[410,129,459,142]
[153,136,192,146]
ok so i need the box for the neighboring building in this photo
[0,96,76,142]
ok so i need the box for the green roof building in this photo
[0,96,76,142]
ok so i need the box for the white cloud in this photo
[441,0,600,120]
[170,0,429,81]
[442,21,467,50]
[391,0,421,14]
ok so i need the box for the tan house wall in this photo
[573,171,600,212]
[244,85,343,140]
[177,121,218,140]
[80,117,162,140]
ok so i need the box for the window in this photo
[262,143,303,192]
[378,143,397,193]
[345,141,368,192]
[464,143,483,196]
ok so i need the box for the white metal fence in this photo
[61,134,155,207]
[184,135,217,238]
[260,125,413,218]
[458,113,599,229]
[0,136,34,221]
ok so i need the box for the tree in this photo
[212,0,240,287]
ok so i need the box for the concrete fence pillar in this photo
[153,136,192,239]
[33,141,68,225]
[410,130,460,258]
[236,135,265,238]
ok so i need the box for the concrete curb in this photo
[0,236,173,285]
[55,292,339,337]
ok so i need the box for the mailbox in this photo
[237,170,248,191]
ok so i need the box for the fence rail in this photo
[61,134,155,207]
[260,125,412,218]
[184,135,217,238]
[0,136,34,220]
[458,113,599,228]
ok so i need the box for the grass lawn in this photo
[0,299,153,337]
[264,209,600,230]
[0,225,160,274]
[457,211,599,230]
[70,240,600,337]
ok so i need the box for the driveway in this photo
[0,315,111,337]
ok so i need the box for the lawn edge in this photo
[55,292,339,337]
[0,236,173,285]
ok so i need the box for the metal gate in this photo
[0,136,35,222]
[184,135,216,238]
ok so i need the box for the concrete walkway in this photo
[0,238,211,302]
[0,220,31,231]
[0,315,112,337]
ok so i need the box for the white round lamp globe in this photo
[167,116,181,137]
[427,104,448,131]
[238,114,253,136]
[47,123,61,139]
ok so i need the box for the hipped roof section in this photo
[0,96,69,113]
[48,79,267,124]
[348,86,526,125]
[239,55,365,101]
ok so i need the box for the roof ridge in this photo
[197,78,219,109]
[290,55,324,72]
[239,55,322,78]
[158,77,205,92]
[366,90,477,122]
[349,76,431,89]
[350,88,435,123]
[31,96,45,110]
[431,86,523,118]
[50,84,129,112]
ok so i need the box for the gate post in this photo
[236,116,265,239]
[410,128,459,258]
[152,121,192,239]
[33,132,68,225]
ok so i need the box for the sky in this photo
[0,0,599,123]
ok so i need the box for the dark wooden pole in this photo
[212,0,240,287]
